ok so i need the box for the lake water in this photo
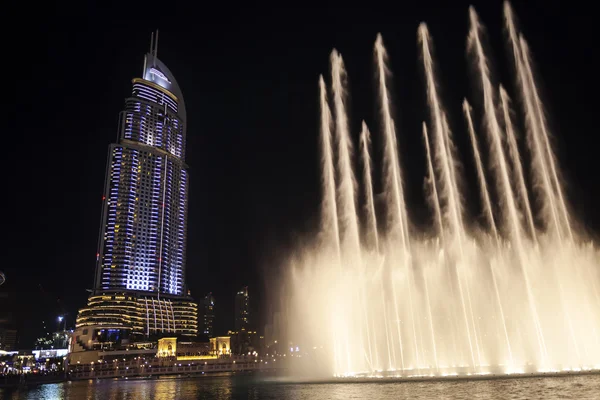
[2,373,600,399]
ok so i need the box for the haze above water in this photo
[287,2,600,378]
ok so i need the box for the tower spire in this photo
[154,29,159,59]
[144,31,154,75]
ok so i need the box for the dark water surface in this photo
[2,373,599,399]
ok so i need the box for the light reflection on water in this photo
[2,373,600,399]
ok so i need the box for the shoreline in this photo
[3,367,600,389]
[270,369,600,385]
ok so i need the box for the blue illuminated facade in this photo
[96,54,188,296]
[76,41,198,338]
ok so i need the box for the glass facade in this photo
[99,146,187,295]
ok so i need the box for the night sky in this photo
[6,1,599,346]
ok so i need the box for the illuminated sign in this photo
[149,68,171,84]
[32,349,69,359]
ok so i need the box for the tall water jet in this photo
[420,23,482,370]
[422,122,444,238]
[464,100,514,366]
[374,33,411,372]
[503,2,570,240]
[418,23,465,241]
[468,7,522,243]
[519,37,573,241]
[469,6,548,365]
[502,78,580,361]
[359,120,377,368]
[499,85,537,241]
[374,34,410,251]
[331,51,362,256]
[318,75,346,375]
[463,99,498,239]
[286,2,600,379]
[319,76,341,256]
[360,121,379,252]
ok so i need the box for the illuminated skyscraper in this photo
[75,33,197,340]
[202,293,215,337]
[234,287,249,331]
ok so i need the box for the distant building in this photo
[234,287,249,331]
[0,278,17,351]
[202,293,215,337]
[75,33,197,341]
[35,331,71,350]
[228,329,263,355]
[0,329,17,351]
[209,336,231,356]
[264,310,284,348]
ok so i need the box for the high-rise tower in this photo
[234,287,249,331]
[75,33,198,341]
[202,293,215,337]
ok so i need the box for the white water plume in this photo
[463,99,498,239]
[504,2,572,241]
[360,121,379,251]
[499,85,537,241]
[331,51,361,257]
[287,2,600,378]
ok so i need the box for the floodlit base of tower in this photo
[75,290,198,341]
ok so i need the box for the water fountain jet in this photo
[287,2,600,378]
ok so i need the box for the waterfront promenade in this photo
[68,355,286,381]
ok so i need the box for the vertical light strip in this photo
[169,300,175,333]
[166,299,171,332]
[145,297,150,336]
[152,297,158,334]
[158,298,165,332]
[157,155,168,298]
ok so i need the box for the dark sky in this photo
[5,1,599,346]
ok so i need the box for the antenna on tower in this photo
[154,30,159,59]
[144,30,160,74]
[144,32,154,75]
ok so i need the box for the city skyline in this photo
[6,0,599,346]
